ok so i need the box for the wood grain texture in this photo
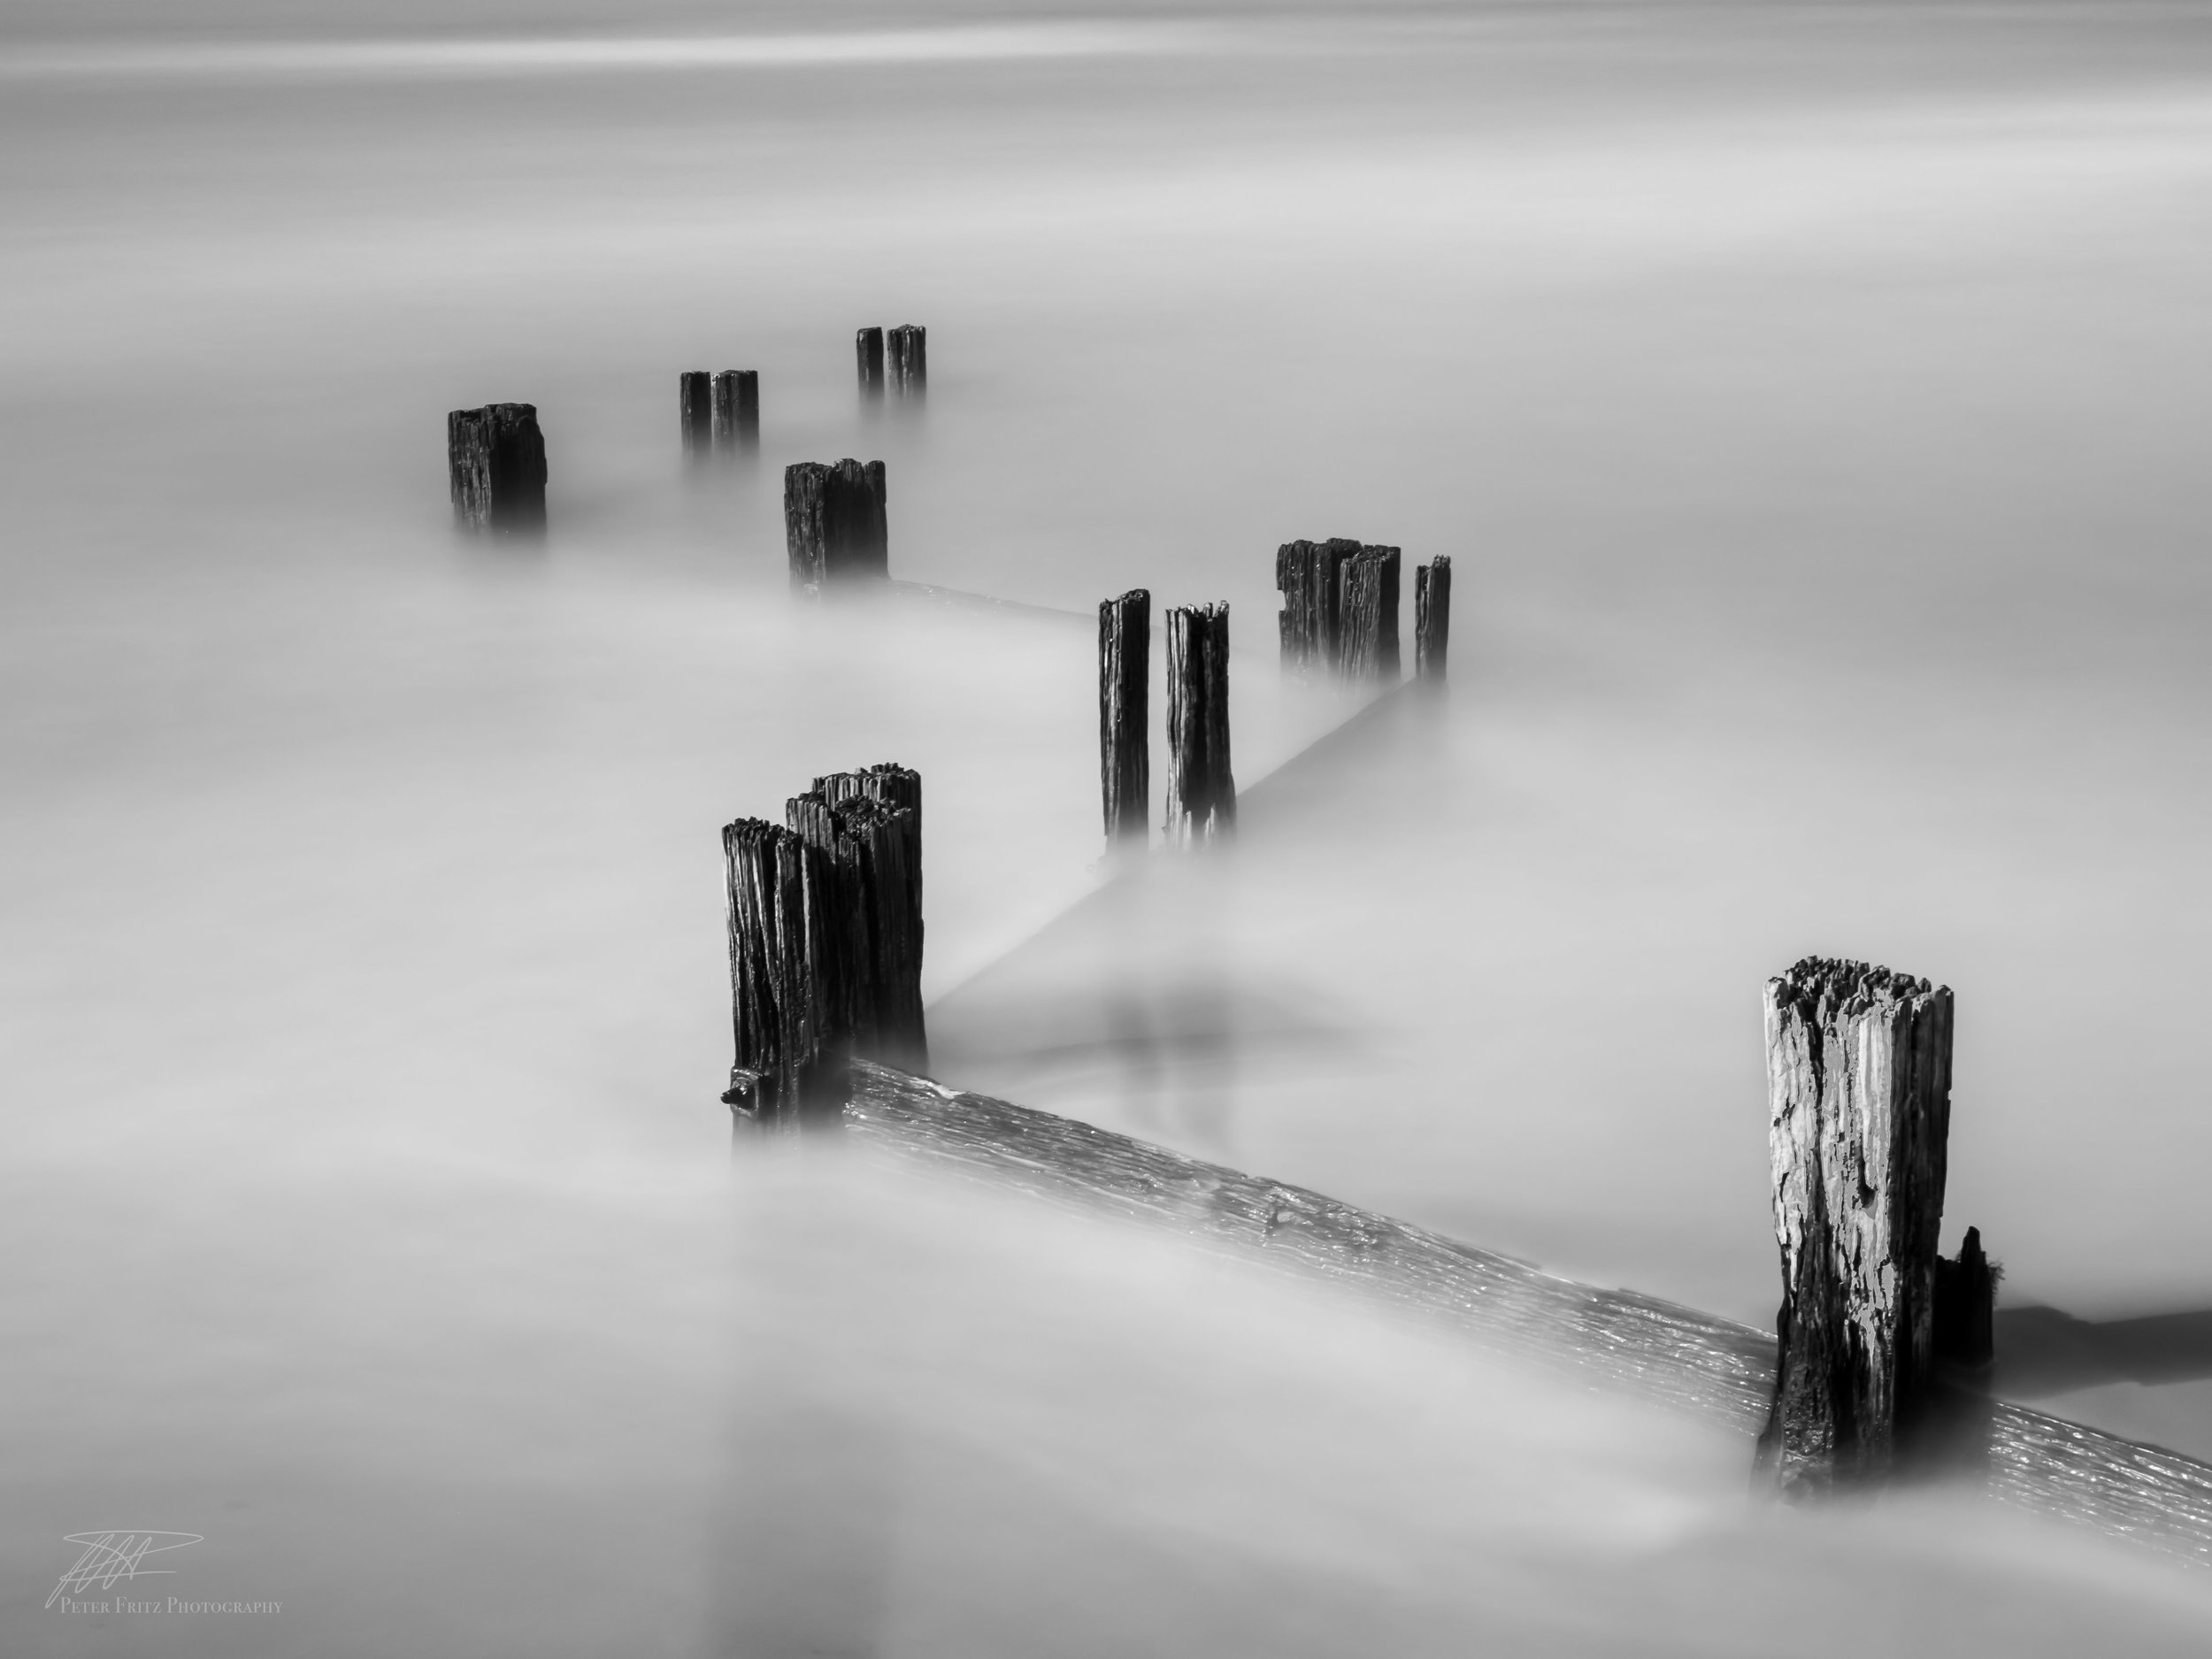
[1762,956,1955,1491]
[1277,537,1399,680]
[1098,589,1149,845]
[839,1059,2212,1568]
[446,403,546,534]
[1415,556,1451,683]
[680,371,711,457]
[1339,544,1402,682]
[1164,603,1234,844]
[855,326,885,397]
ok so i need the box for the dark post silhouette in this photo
[1758,956,1955,1493]
[1165,603,1234,844]
[447,403,547,534]
[856,327,885,398]
[712,370,759,450]
[1415,556,1452,683]
[1275,538,1355,669]
[887,325,927,396]
[1934,1225,1997,1366]
[720,818,831,1121]
[680,371,712,457]
[809,764,926,1073]
[1339,544,1401,682]
[1099,589,1149,845]
[784,460,889,593]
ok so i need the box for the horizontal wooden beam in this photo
[841,1059,2212,1569]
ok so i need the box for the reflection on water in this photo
[4,2,2212,1650]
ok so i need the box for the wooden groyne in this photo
[1098,589,1149,846]
[447,403,546,534]
[1164,603,1233,843]
[839,1059,2212,1569]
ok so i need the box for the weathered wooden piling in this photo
[1339,544,1401,681]
[1759,956,1955,1492]
[723,763,926,1118]
[1934,1225,1998,1367]
[1415,556,1451,683]
[784,459,889,592]
[711,370,759,450]
[887,325,926,395]
[810,764,926,1072]
[1277,538,1400,680]
[680,371,712,457]
[720,818,831,1119]
[447,403,547,534]
[856,326,885,398]
[1164,603,1234,843]
[1099,589,1150,846]
[1275,538,1355,669]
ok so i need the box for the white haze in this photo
[4,2,2212,1651]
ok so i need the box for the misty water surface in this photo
[4,3,2212,1652]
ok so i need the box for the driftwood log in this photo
[887,325,926,396]
[1098,589,1150,846]
[785,460,889,593]
[856,326,885,398]
[1277,538,1400,680]
[840,1059,2212,1570]
[680,371,712,457]
[1415,556,1451,683]
[447,403,547,534]
[712,370,759,450]
[721,764,926,1118]
[1165,603,1234,844]
[1761,956,1959,1492]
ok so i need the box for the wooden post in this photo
[1415,556,1452,683]
[856,327,885,398]
[810,764,926,1072]
[783,459,889,593]
[680,371,711,457]
[1933,1225,1997,1366]
[1759,956,1955,1492]
[720,818,832,1121]
[447,403,546,534]
[1165,603,1234,844]
[1098,589,1149,846]
[887,325,927,395]
[712,370,759,450]
[1338,544,1401,682]
[1275,538,1356,669]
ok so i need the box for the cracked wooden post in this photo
[1276,538,1355,670]
[719,818,832,1123]
[1416,556,1452,684]
[856,326,885,398]
[712,370,758,451]
[1339,544,1401,682]
[887,325,926,396]
[680,371,712,457]
[1165,603,1234,844]
[784,459,889,593]
[447,403,547,534]
[810,764,926,1072]
[1759,956,1955,1492]
[1099,589,1149,847]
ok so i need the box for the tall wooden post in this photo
[1339,544,1401,682]
[680,371,712,457]
[1276,538,1356,669]
[1415,557,1452,683]
[720,818,832,1120]
[712,370,759,450]
[447,403,547,534]
[810,764,926,1073]
[1165,603,1234,844]
[1099,589,1149,846]
[1933,1225,1997,1366]
[856,327,885,398]
[887,325,927,395]
[1759,956,1955,1492]
[784,459,889,593]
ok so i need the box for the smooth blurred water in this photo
[4,4,2212,1651]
